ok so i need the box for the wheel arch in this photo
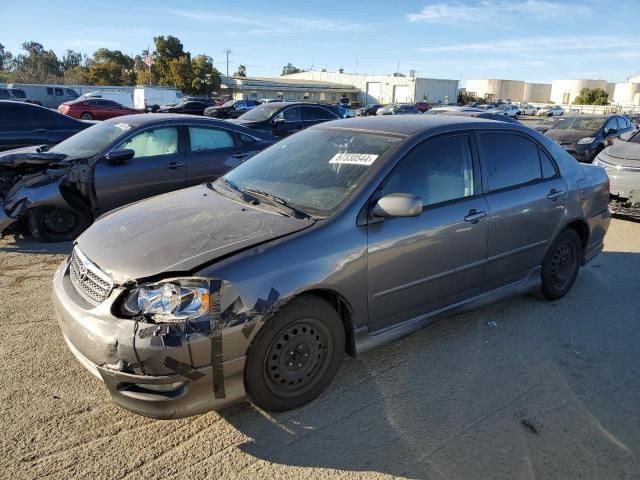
[289,288,356,357]
[562,218,590,262]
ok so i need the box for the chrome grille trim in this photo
[69,246,113,305]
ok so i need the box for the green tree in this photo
[281,62,302,75]
[192,55,221,95]
[153,35,188,85]
[233,64,247,77]
[166,55,193,91]
[64,65,89,84]
[88,49,135,85]
[12,41,62,83]
[61,49,84,72]
[0,43,13,72]
[573,87,609,105]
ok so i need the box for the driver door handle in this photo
[231,152,248,159]
[464,209,486,223]
[547,188,564,200]
[166,161,184,169]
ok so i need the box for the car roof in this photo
[102,113,244,128]
[321,114,529,136]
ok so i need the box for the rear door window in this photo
[617,117,629,130]
[302,106,338,121]
[278,107,301,122]
[0,89,9,100]
[188,127,235,151]
[0,104,32,129]
[477,132,542,191]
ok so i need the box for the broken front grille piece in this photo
[69,247,114,305]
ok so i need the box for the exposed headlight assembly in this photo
[122,278,209,322]
[577,137,596,145]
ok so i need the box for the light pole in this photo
[223,48,231,77]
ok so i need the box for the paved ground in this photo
[1,218,640,480]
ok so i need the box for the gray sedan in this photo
[53,115,611,418]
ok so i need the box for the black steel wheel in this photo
[27,206,91,242]
[245,295,345,412]
[531,229,582,300]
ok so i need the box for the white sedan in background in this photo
[519,104,538,115]
[537,105,564,117]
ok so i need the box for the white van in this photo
[79,91,134,108]
[134,87,183,112]
[8,84,79,108]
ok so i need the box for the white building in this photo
[522,83,552,103]
[550,79,610,105]
[613,76,640,106]
[220,76,359,103]
[282,71,458,105]
[464,79,525,102]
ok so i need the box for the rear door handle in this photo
[464,209,487,223]
[547,188,564,200]
[231,152,248,159]
[166,161,185,169]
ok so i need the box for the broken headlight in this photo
[122,278,209,322]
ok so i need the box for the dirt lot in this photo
[1,218,640,480]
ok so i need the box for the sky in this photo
[1,0,639,85]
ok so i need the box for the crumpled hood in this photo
[77,184,314,283]
[0,146,67,169]
[545,129,596,144]
[603,141,640,165]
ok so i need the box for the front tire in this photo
[27,206,90,242]
[531,229,582,300]
[244,295,345,412]
[80,112,93,120]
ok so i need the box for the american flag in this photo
[144,55,155,67]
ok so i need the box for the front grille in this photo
[69,247,113,305]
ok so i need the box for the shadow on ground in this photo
[0,233,72,255]
[218,251,640,479]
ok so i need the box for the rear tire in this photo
[531,229,582,301]
[244,295,345,412]
[80,112,93,120]
[27,206,91,242]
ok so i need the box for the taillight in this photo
[604,175,610,194]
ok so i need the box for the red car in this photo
[415,101,430,113]
[59,98,139,120]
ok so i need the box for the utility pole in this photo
[222,48,232,77]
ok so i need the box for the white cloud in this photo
[407,0,591,24]
[417,35,636,54]
[169,10,366,35]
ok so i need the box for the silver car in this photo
[53,116,611,418]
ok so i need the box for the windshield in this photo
[550,117,605,131]
[49,121,132,160]
[238,103,281,122]
[221,127,403,216]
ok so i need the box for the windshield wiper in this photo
[242,188,312,219]
[211,177,261,205]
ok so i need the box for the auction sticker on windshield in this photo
[329,153,378,166]
[114,123,132,131]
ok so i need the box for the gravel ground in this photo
[1,218,640,480]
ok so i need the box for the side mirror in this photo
[371,193,422,219]
[104,149,135,164]
[272,117,286,127]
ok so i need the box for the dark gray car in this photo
[0,114,274,241]
[52,115,611,418]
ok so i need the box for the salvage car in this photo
[537,105,564,117]
[52,115,611,418]
[593,129,640,219]
[0,114,274,241]
[356,104,383,116]
[227,102,341,137]
[204,99,261,119]
[0,100,92,152]
[545,115,635,163]
[157,99,213,115]
[376,104,420,115]
[533,116,564,133]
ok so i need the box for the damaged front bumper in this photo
[52,260,248,419]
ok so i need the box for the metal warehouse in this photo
[281,71,459,105]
